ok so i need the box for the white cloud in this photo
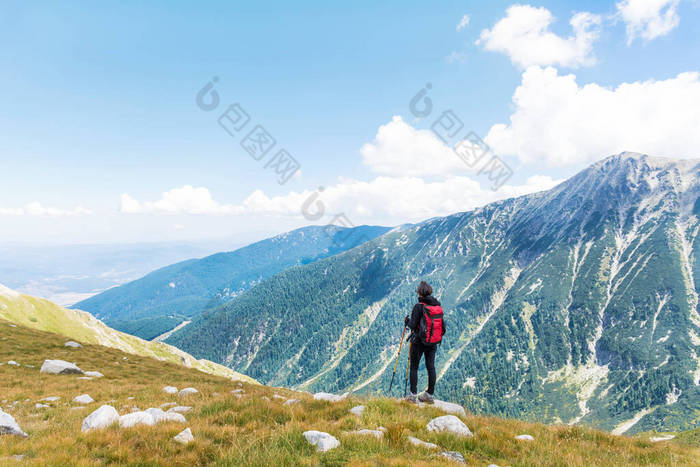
[477,5,601,68]
[485,66,700,167]
[616,0,680,44]
[360,116,473,177]
[457,14,470,31]
[0,202,91,217]
[120,185,243,215]
[233,174,562,222]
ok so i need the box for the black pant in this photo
[409,340,436,395]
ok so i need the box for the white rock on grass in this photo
[7,361,19,366]
[40,360,83,375]
[40,396,60,402]
[163,386,178,394]
[84,371,104,378]
[349,405,365,416]
[81,405,119,432]
[164,412,186,423]
[427,415,473,437]
[439,451,465,463]
[407,436,438,450]
[348,429,383,439]
[178,388,198,397]
[35,403,49,409]
[168,406,191,414]
[650,435,675,442]
[424,399,467,418]
[283,399,300,406]
[64,341,82,348]
[313,392,347,402]
[77,377,93,380]
[303,430,340,452]
[230,389,244,394]
[119,411,155,428]
[515,434,534,441]
[73,394,95,404]
[174,427,194,444]
[0,409,27,437]
[273,394,286,400]
[145,408,186,424]
[160,402,177,409]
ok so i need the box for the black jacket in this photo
[407,295,445,344]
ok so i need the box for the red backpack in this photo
[419,304,444,345]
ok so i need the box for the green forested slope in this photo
[74,225,390,339]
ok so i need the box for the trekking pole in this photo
[387,325,407,395]
[403,340,412,397]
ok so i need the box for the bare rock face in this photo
[40,360,84,375]
[0,409,27,437]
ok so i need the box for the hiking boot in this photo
[417,391,434,404]
[404,393,418,404]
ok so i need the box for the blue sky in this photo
[2,0,699,244]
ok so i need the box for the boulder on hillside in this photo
[349,405,365,416]
[35,403,49,409]
[40,360,83,375]
[178,388,198,397]
[64,341,82,348]
[515,434,534,441]
[348,429,383,439]
[168,406,191,413]
[119,411,155,428]
[427,415,473,437]
[313,392,347,402]
[419,399,467,417]
[163,386,178,394]
[84,371,104,378]
[407,436,438,450]
[0,409,27,437]
[174,427,194,444]
[439,451,465,463]
[7,361,19,366]
[73,394,95,404]
[40,396,60,402]
[82,405,119,432]
[303,430,340,452]
[145,407,186,424]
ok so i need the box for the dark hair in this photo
[416,281,432,297]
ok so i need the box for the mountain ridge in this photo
[168,152,700,434]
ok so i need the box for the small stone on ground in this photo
[439,451,465,463]
[427,415,473,437]
[64,341,82,348]
[73,394,95,404]
[174,427,194,444]
[303,430,340,452]
[349,405,365,416]
[515,434,534,441]
[178,388,198,397]
[82,405,119,432]
[163,386,178,394]
[407,436,438,450]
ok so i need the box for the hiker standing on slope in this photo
[404,281,445,404]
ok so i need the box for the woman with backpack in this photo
[404,280,445,404]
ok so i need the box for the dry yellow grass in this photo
[1,320,698,466]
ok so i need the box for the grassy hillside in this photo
[0,286,254,383]
[1,322,698,465]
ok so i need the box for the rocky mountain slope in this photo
[168,153,700,434]
[0,284,254,383]
[1,320,697,465]
[74,225,390,340]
